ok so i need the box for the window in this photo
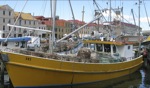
[18,34,22,37]
[3,11,5,15]
[8,19,11,23]
[19,20,21,25]
[9,27,11,31]
[19,28,21,32]
[24,20,26,24]
[104,44,111,52]
[9,11,11,16]
[96,44,103,52]
[3,18,5,23]
[3,25,5,31]
[55,28,57,32]
[14,34,16,37]
[2,33,5,38]
[113,45,116,53]
[128,46,130,49]
[29,21,31,25]
[34,21,35,25]
[14,27,16,31]
[21,40,25,48]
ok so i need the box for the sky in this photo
[0,0,150,31]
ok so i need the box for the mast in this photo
[109,0,111,23]
[82,6,85,38]
[138,0,142,54]
[131,9,136,26]
[51,0,57,53]
[68,0,80,38]
[109,0,112,40]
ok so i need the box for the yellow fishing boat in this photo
[0,38,143,88]
[0,0,143,88]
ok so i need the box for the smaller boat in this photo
[0,36,31,50]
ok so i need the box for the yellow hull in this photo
[1,52,143,88]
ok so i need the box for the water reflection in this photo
[140,69,150,88]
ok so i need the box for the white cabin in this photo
[27,36,40,50]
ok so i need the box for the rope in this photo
[4,0,28,42]
[13,0,18,10]
[143,0,150,27]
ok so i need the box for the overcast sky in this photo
[0,0,150,31]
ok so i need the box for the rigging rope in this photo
[143,0,150,27]
[5,0,28,42]
[42,0,47,16]
[13,0,18,10]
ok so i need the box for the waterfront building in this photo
[35,16,72,40]
[0,5,14,38]
[0,5,47,38]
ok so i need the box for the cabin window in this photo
[21,40,25,48]
[128,46,130,49]
[96,44,103,52]
[104,44,111,52]
[113,45,116,53]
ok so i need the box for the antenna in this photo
[82,6,85,22]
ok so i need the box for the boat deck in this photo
[3,48,132,64]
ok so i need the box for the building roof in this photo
[34,16,45,20]
[42,20,52,26]
[68,20,85,25]
[14,12,36,20]
[56,19,69,27]
[0,5,13,11]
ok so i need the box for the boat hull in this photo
[1,52,143,88]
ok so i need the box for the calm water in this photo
[1,68,150,88]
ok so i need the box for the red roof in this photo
[34,16,45,20]
[68,20,85,25]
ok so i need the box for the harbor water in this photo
[0,67,150,88]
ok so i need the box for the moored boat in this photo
[0,36,143,88]
[0,0,144,88]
